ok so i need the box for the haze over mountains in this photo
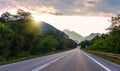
[63,29,84,43]
[38,22,101,43]
[85,33,101,41]
[63,29,101,43]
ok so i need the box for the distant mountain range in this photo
[38,22,101,43]
[85,33,101,41]
[63,29,101,43]
[63,29,84,43]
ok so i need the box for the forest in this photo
[0,9,77,62]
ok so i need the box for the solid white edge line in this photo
[81,51,111,71]
[32,55,65,71]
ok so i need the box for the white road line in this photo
[81,51,111,71]
[32,55,65,71]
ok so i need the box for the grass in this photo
[0,49,69,65]
[85,50,120,64]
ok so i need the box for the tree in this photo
[17,9,32,20]
[0,12,11,22]
[107,14,120,30]
[40,36,59,52]
[79,40,89,48]
[0,22,14,60]
[0,10,77,63]
[87,13,120,54]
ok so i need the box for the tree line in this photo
[0,9,77,62]
[79,14,120,54]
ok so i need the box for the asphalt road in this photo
[0,47,120,71]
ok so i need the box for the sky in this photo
[0,0,120,36]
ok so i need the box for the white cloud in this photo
[73,8,82,12]
[98,12,115,17]
[32,6,59,14]
[85,11,115,17]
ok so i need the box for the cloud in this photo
[85,11,115,17]
[98,12,115,17]
[37,6,58,14]
[84,0,101,7]
[74,0,81,5]
[25,5,60,15]
[0,0,62,15]
[0,0,120,17]
[73,8,82,13]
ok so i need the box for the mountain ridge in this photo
[85,33,101,41]
[63,29,84,43]
[38,22,69,39]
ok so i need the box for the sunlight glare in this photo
[32,14,111,36]
[33,15,41,22]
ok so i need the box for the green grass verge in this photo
[86,50,120,64]
[0,49,70,65]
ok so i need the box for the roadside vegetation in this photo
[86,50,120,64]
[80,13,120,54]
[0,9,77,65]
[79,14,120,64]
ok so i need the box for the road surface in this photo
[0,47,120,71]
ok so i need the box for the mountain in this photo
[38,22,69,39]
[38,22,101,43]
[38,22,59,34]
[63,29,84,43]
[85,33,101,41]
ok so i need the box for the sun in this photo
[32,14,53,26]
[32,14,53,22]
[33,15,41,22]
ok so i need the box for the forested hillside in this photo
[0,9,77,62]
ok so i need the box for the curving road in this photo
[0,47,120,71]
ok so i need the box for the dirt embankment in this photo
[87,50,120,59]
